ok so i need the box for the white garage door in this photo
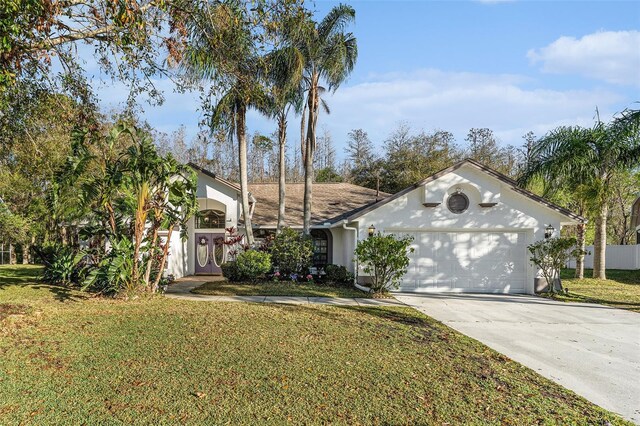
[396,231,528,293]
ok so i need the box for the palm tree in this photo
[294,4,357,235]
[262,44,305,232]
[182,0,266,245]
[519,108,640,279]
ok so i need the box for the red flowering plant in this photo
[219,227,246,262]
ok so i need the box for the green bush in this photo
[323,264,353,286]
[221,262,242,282]
[354,233,414,294]
[41,245,78,286]
[269,227,313,275]
[235,250,271,282]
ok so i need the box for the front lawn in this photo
[0,265,630,425]
[554,268,640,312]
[191,280,371,298]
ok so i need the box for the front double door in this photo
[195,233,225,274]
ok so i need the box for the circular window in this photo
[447,192,469,214]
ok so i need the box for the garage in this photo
[397,231,528,293]
[341,159,585,295]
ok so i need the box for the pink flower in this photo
[274,272,281,277]
[306,274,313,279]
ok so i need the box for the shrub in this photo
[221,262,242,282]
[41,245,78,286]
[528,237,583,294]
[269,227,313,275]
[235,250,271,282]
[354,233,414,293]
[323,264,353,286]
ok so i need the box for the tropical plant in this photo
[40,245,78,286]
[291,4,357,235]
[269,227,313,275]
[519,108,640,279]
[354,233,414,294]
[183,0,303,244]
[528,237,583,294]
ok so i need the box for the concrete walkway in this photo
[165,279,406,307]
[395,293,640,423]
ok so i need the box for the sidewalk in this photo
[165,279,406,307]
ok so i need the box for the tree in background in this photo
[465,128,519,177]
[519,108,640,279]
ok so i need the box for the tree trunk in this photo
[9,243,16,265]
[277,112,287,233]
[22,243,30,265]
[143,224,159,290]
[237,107,254,245]
[152,224,174,293]
[303,75,319,236]
[575,222,585,279]
[593,202,608,279]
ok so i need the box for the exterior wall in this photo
[166,172,239,278]
[567,245,640,270]
[352,165,573,294]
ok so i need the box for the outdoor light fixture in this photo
[545,224,555,239]
[368,224,376,237]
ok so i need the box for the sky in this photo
[95,0,640,159]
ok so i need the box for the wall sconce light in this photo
[368,224,376,238]
[545,224,555,239]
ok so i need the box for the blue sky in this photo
[96,0,640,158]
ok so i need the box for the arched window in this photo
[196,209,225,229]
[311,229,330,267]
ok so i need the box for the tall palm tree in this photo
[294,4,357,235]
[262,44,305,232]
[182,0,266,245]
[519,108,640,279]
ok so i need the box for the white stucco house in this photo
[164,159,584,295]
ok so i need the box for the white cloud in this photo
[527,30,640,86]
[91,68,630,159]
[319,68,625,149]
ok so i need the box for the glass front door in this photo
[194,233,224,274]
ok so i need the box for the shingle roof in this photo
[247,182,390,228]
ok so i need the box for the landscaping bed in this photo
[191,280,371,298]
[0,265,630,425]
[548,268,640,312]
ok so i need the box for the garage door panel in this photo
[396,231,528,294]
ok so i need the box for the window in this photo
[311,230,329,267]
[447,192,469,214]
[196,209,225,229]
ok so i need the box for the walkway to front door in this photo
[194,232,224,274]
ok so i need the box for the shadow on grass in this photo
[545,292,640,313]
[0,265,87,302]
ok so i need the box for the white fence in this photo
[567,245,640,270]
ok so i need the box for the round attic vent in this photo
[447,192,469,214]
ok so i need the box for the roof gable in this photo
[345,159,586,223]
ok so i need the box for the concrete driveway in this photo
[395,293,640,423]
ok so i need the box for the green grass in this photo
[553,268,640,312]
[0,265,631,425]
[191,280,371,298]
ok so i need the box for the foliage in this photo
[221,262,242,283]
[315,167,343,182]
[40,245,78,286]
[527,237,583,294]
[269,227,313,275]
[323,264,354,286]
[235,250,272,282]
[519,108,640,279]
[50,124,198,295]
[354,233,414,293]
